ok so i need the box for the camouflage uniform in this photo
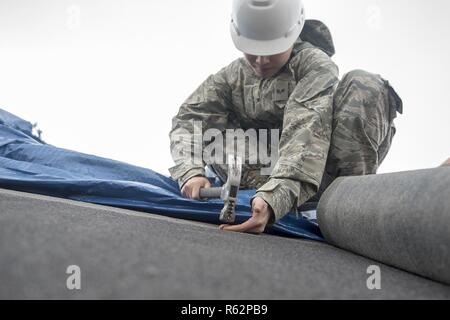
[169,20,402,224]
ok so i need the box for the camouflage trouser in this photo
[209,69,403,198]
[315,69,403,198]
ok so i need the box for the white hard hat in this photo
[230,0,305,56]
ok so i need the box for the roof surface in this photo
[1,188,449,299]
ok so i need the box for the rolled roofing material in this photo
[317,168,450,285]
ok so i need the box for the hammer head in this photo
[219,154,242,224]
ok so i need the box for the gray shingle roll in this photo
[317,168,450,285]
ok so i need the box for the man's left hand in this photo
[219,197,273,234]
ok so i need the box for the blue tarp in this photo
[0,108,323,240]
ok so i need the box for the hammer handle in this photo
[199,187,222,199]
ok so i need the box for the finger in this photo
[193,180,211,200]
[220,223,263,234]
[183,185,192,199]
[220,217,262,233]
[191,185,201,200]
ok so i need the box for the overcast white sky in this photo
[0,0,449,175]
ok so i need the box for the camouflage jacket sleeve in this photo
[169,66,232,189]
[253,48,339,223]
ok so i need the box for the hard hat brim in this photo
[230,23,302,56]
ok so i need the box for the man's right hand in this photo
[181,176,211,200]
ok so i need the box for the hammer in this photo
[199,155,242,224]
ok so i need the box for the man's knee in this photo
[341,69,383,86]
[334,69,386,113]
[333,69,391,144]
